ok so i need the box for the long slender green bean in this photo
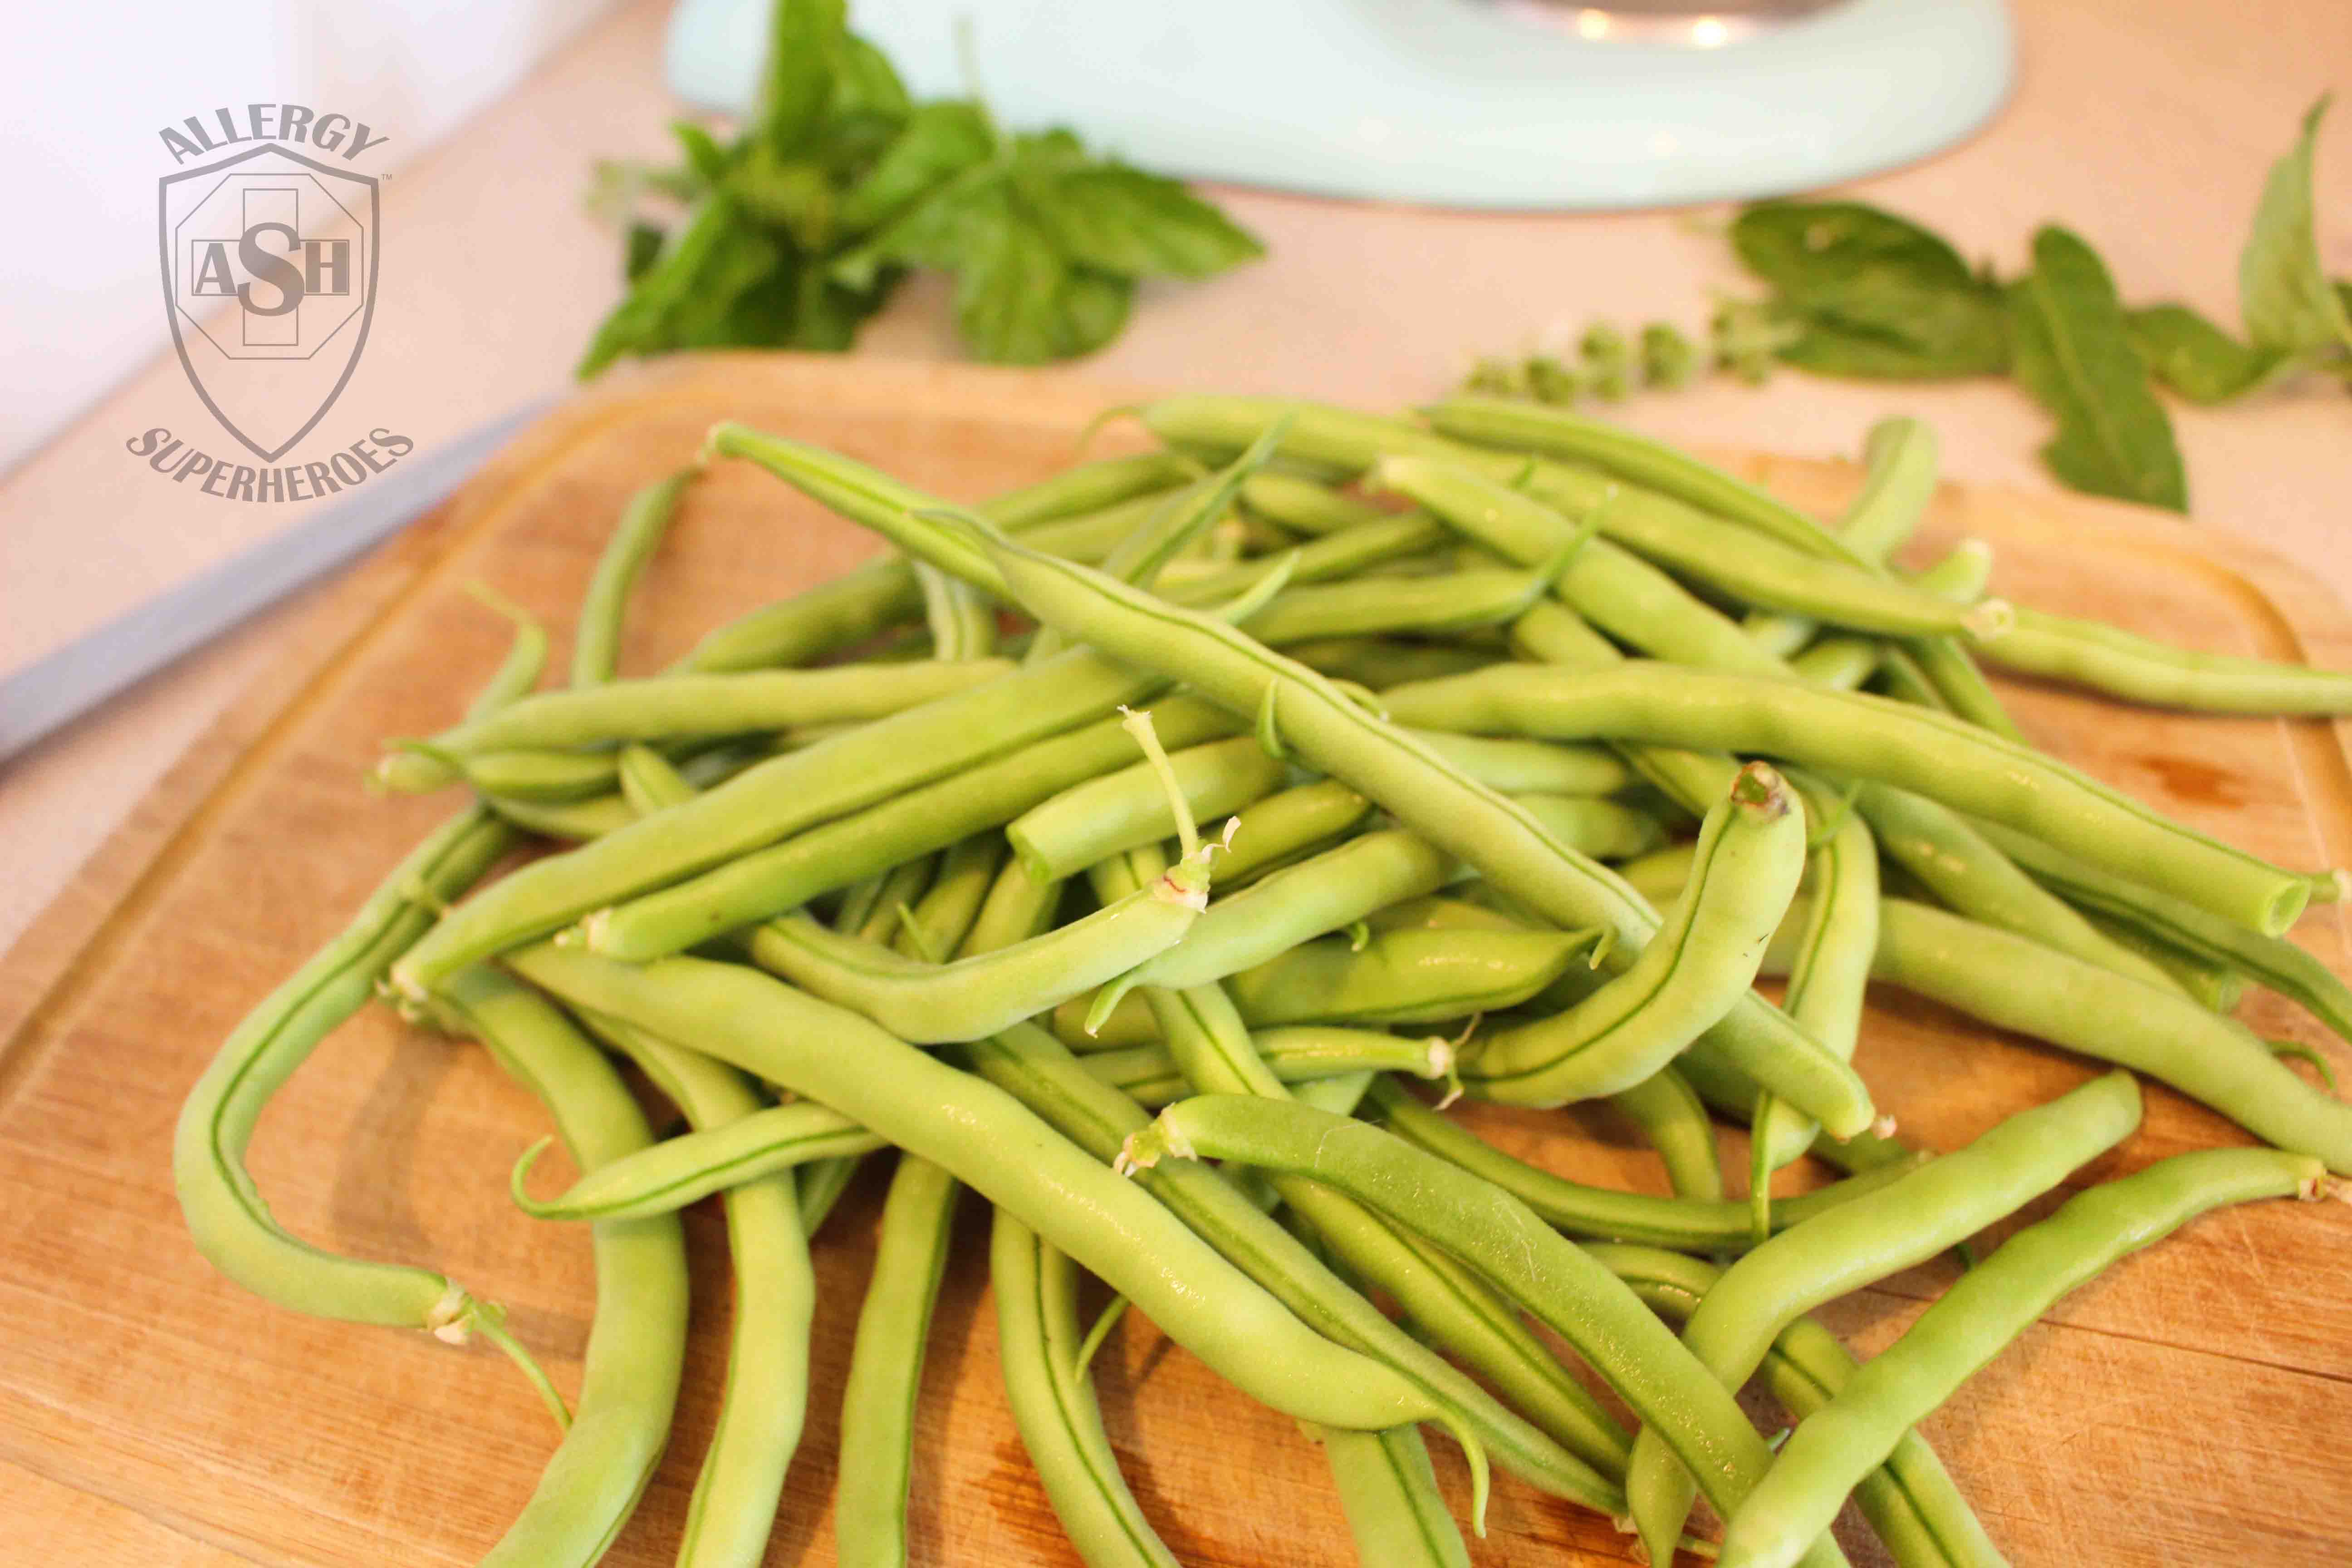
[1607,1066,1726,1200]
[573,469,696,686]
[1975,604,2352,713]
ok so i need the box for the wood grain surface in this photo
[3,355,2349,1568]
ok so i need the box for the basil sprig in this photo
[582,0,1261,375]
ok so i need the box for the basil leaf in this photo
[623,222,666,283]
[671,121,733,186]
[578,196,780,377]
[2007,226,2186,512]
[828,164,1004,291]
[1056,267,1135,356]
[753,0,847,158]
[832,32,911,123]
[838,101,995,235]
[2125,303,2282,404]
[725,142,838,247]
[950,187,1070,363]
[1732,201,2007,379]
[2240,97,2352,363]
[1022,159,1265,279]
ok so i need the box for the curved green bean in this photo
[990,1208,1180,1568]
[1975,604,2352,713]
[1607,1066,1726,1200]
[1008,735,1288,882]
[1213,779,1374,886]
[892,833,1007,960]
[1382,662,2311,936]
[1621,1071,2143,1568]
[1470,763,1806,1103]
[573,468,694,686]
[1366,1078,1930,1253]
[1323,1424,1473,1568]
[1718,1148,2329,1568]
[836,1155,960,1568]
[506,944,1446,1433]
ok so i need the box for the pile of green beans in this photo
[176,397,2352,1568]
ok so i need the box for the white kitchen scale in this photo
[665,0,2011,209]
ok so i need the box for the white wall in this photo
[0,0,621,476]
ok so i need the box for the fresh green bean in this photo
[581,696,1240,962]
[1509,794,1666,860]
[1788,636,1882,691]
[1898,540,2023,742]
[1366,895,1526,934]
[1323,1424,1473,1568]
[429,969,691,1568]
[485,790,643,842]
[848,854,940,946]
[1239,470,1389,534]
[1163,512,1449,605]
[1288,636,1503,691]
[1237,558,1579,646]
[513,1097,884,1221]
[989,1208,1180,1568]
[173,806,518,1336]
[745,868,1208,1044]
[573,469,695,686]
[1469,763,1806,1104]
[914,561,996,661]
[965,852,1067,957]
[1608,1066,1726,1200]
[463,583,551,720]
[506,944,1448,1433]
[1717,1148,2329,1568]
[1212,779,1374,885]
[1622,1071,2143,1568]
[1120,1093,1840,1564]
[1008,735,1288,882]
[892,834,1006,959]
[1975,604,2352,713]
[1366,1078,1929,1251]
[1743,417,1940,652]
[836,1155,960,1568]
[1749,773,1881,1232]
[973,528,1876,1137]
[1382,662,2311,936]
[392,647,1175,994]
[2079,906,2248,1011]
[1409,731,1634,795]
[1587,1242,2002,1568]
[1970,818,2352,1046]
[1854,782,2183,995]
[583,1014,812,1568]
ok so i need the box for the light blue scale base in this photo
[666,0,2010,211]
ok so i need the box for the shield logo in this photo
[159,143,378,463]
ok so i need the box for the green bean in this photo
[583,1014,812,1568]
[1615,840,1700,905]
[1509,794,1666,860]
[1163,512,1449,605]
[1090,1028,1455,1106]
[617,744,692,818]
[1323,1424,1473,1568]
[957,1019,1602,1519]
[573,469,695,686]
[892,833,1006,959]
[580,696,1240,962]
[965,852,1066,956]
[401,662,1012,766]
[1212,779,1375,886]
[1377,458,1790,678]
[1418,395,1855,563]
[1622,1070,2143,1568]
[848,854,940,946]
[914,561,996,661]
[1848,898,2352,1173]
[974,528,1876,1137]
[1091,864,1633,1481]
[745,871,1208,1044]
[1117,830,1453,995]
[989,1208,1180,1568]
[1120,1094,1836,1563]
[1853,783,2182,995]
[1239,470,1389,534]
[1970,818,2352,1046]
[1750,774,1881,1232]
[506,944,1446,1433]
[173,807,519,1335]
[1742,417,1940,653]
[1717,1147,2330,1568]
[429,969,691,1568]
[1238,557,1580,646]
[391,647,1171,995]
[406,746,621,802]
[1367,895,1526,934]
[1900,540,2023,742]
[1469,763,1807,1104]
[1287,636,1502,690]
[1382,662,2311,936]
[513,1098,885,1221]
[1008,735,1288,882]
[1608,1066,1726,1200]
[1410,731,1635,795]
[836,1155,960,1568]
[1872,643,1956,713]
[485,790,644,842]
[1974,603,2352,712]
[672,452,1191,675]
[1788,636,1882,691]
[796,1152,865,1236]
[463,582,551,720]
[1587,1243,2001,1568]
[2079,907,2247,1011]
[1366,1078,1927,1250]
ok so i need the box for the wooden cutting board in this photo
[4,355,2351,1568]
